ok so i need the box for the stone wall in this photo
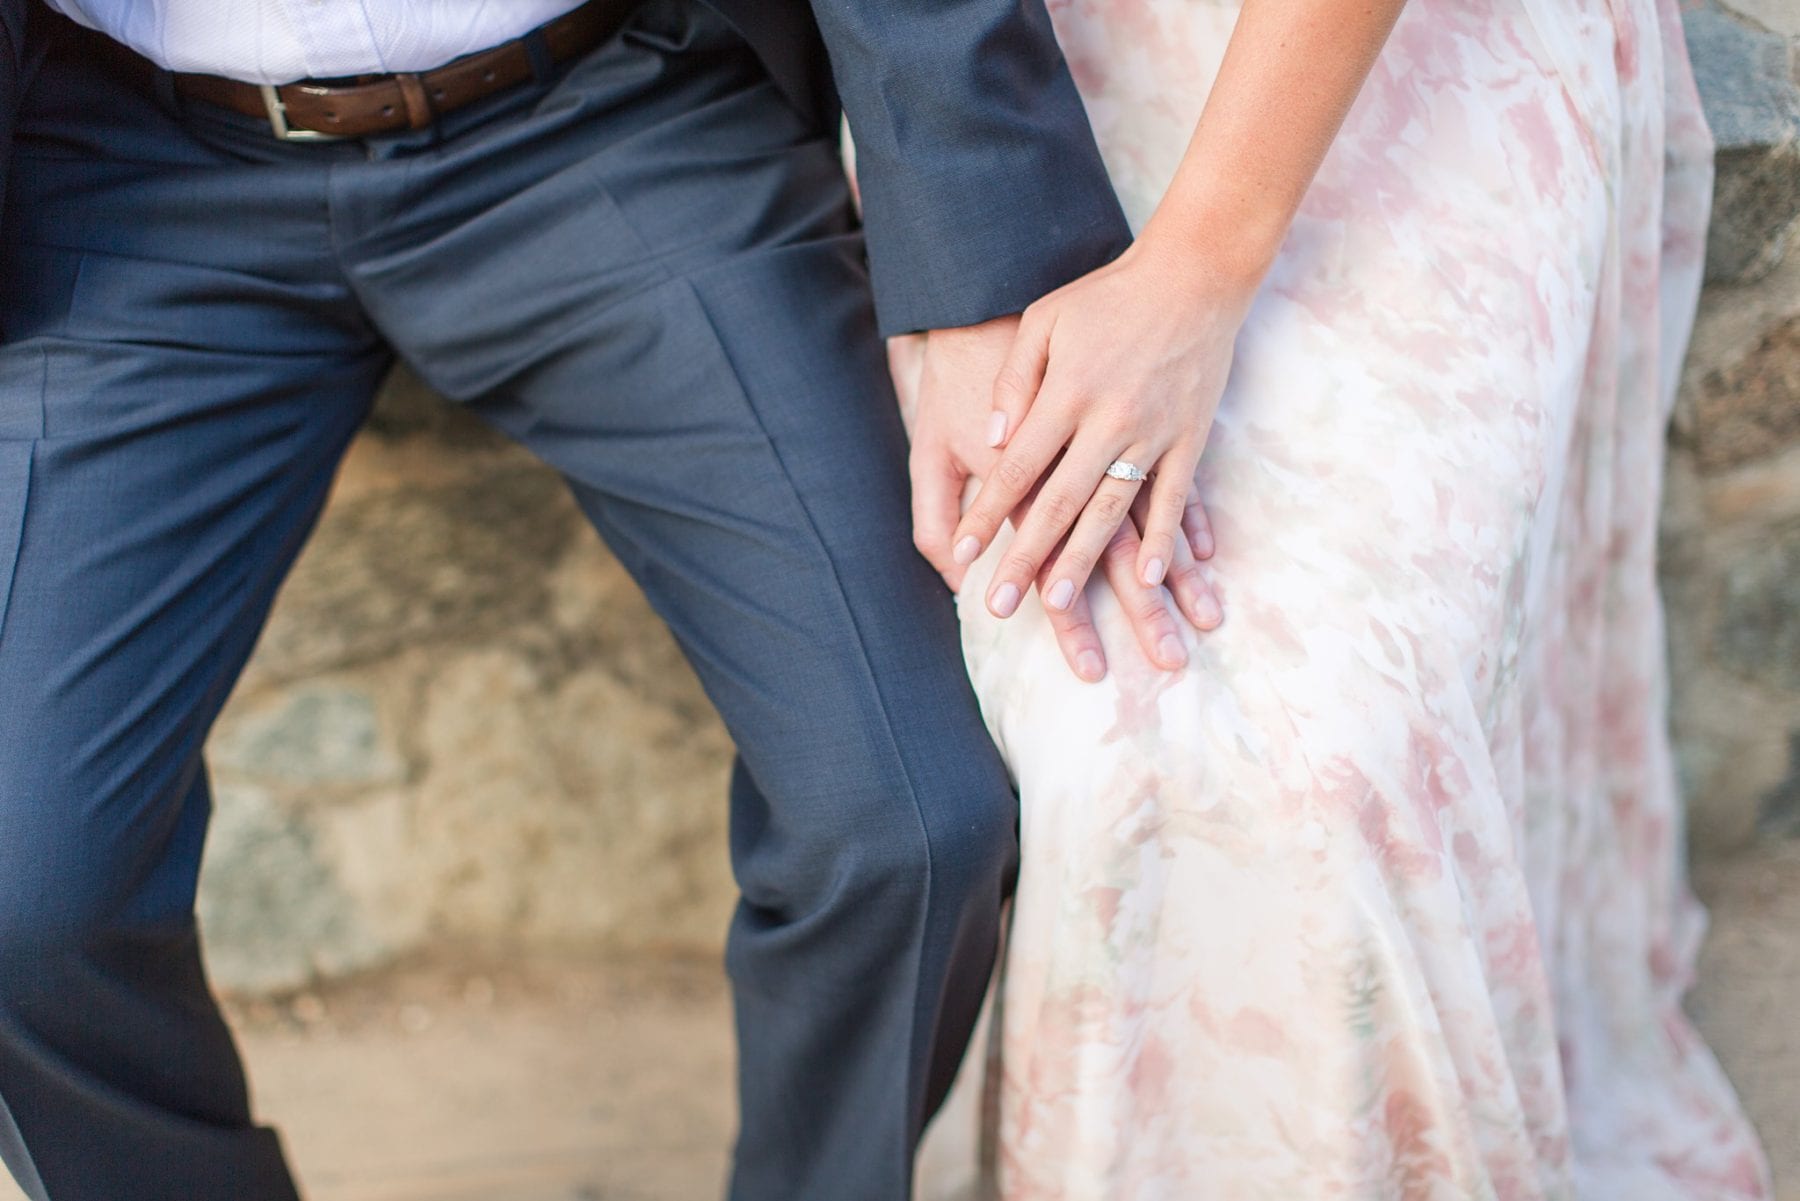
[196,4,1800,993]
[1662,0,1800,850]
[198,377,739,992]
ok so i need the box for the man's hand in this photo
[907,315,1021,591]
[909,316,1221,683]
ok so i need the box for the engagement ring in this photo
[1105,460,1150,482]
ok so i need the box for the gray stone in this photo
[390,650,736,951]
[1682,315,1800,470]
[1714,519,1800,690]
[1716,0,1800,40]
[310,789,431,953]
[1760,731,1800,834]
[198,786,390,993]
[1686,4,1800,281]
[212,684,406,786]
[251,465,580,681]
[1661,449,1800,851]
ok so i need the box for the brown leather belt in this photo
[173,0,636,141]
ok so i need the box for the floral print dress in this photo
[899,0,1773,1197]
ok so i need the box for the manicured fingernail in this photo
[985,411,1008,448]
[1046,579,1075,611]
[1158,634,1187,667]
[991,582,1022,618]
[1076,650,1105,682]
[1142,557,1165,587]
[1194,594,1223,627]
[1191,530,1215,558]
[953,536,982,566]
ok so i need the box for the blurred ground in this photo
[1691,841,1800,1200]
[228,957,734,1201]
[3,843,1796,1201]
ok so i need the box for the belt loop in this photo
[393,72,433,130]
[150,63,180,114]
[523,30,554,83]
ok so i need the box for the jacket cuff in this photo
[859,145,1132,337]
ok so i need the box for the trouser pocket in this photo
[0,441,31,643]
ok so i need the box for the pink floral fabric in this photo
[900,0,1773,1197]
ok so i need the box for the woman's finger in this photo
[983,437,1131,618]
[1036,460,1155,614]
[1135,443,1203,587]
[988,304,1054,450]
[1130,487,1220,632]
[952,399,1076,572]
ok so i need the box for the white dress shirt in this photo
[42,0,589,83]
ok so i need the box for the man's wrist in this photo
[923,312,1023,343]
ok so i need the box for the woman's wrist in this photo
[1128,216,1270,323]
[1135,201,1281,308]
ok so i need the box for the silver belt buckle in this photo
[259,84,348,143]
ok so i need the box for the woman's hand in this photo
[908,312,1222,681]
[948,231,1252,627]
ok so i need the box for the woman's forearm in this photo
[944,0,1409,613]
[1143,0,1408,289]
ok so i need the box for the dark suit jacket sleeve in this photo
[808,1,1132,336]
[0,0,23,233]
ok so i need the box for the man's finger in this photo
[1101,520,1188,670]
[909,438,970,590]
[1135,445,1202,588]
[988,304,1054,450]
[1182,488,1215,559]
[1044,586,1107,683]
[1162,522,1223,632]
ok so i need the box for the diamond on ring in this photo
[1105,460,1150,482]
